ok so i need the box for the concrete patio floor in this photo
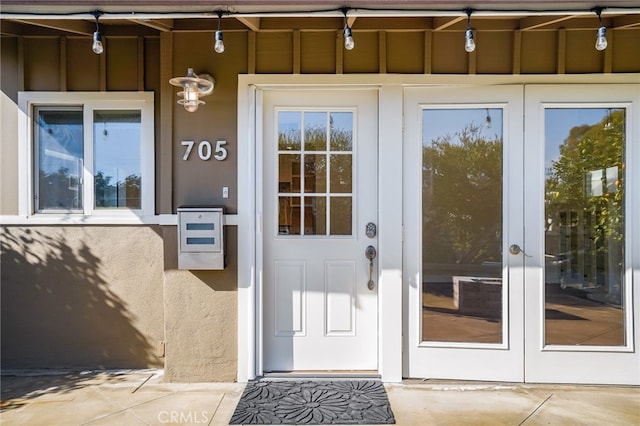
[1,370,638,425]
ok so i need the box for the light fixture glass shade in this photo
[344,26,355,50]
[169,68,215,112]
[595,26,608,51]
[92,31,104,55]
[464,29,476,53]
[178,99,204,112]
[214,30,225,53]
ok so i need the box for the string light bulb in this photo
[214,11,225,53]
[594,7,607,51]
[342,8,355,50]
[464,9,475,53]
[91,10,104,55]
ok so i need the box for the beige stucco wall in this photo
[162,226,238,382]
[0,226,165,369]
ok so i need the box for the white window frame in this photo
[18,92,155,223]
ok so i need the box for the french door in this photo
[405,84,640,384]
[523,85,639,384]
[404,85,525,381]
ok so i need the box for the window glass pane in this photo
[279,196,301,235]
[330,197,352,235]
[279,154,301,193]
[278,111,301,151]
[94,110,142,209]
[305,196,327,235]
[544,108,626,346]
[36,108,83,211]
[330,154,352,193]
[330,112,352,151]
[304,112,327,151]
[304,154,327,193]
[422,108,504,344]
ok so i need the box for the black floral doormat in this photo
[229,380,395,424]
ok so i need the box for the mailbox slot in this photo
[177,206,224,270]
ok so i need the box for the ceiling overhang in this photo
[1,1,638,36]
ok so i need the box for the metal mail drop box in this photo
[177,206,224,270]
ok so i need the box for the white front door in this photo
[262,89,379,372]
[405,83,640,384]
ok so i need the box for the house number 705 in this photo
[181,140,228,161]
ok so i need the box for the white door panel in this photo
[263,90,379,372]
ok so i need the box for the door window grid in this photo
[277,110,354,236]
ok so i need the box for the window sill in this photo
[0,214,239,226]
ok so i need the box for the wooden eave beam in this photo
[519,15,577,31]
[0,20,24,36]
[612,15,640,29]
[128,18,173,32]
[12,18,94,35]
[433,16,465,31]
[236,16,260,31]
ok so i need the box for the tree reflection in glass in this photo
[422,109,503,344]
[544,108,626,346]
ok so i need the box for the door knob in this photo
[365,245,376,290]
[509,244,531,257]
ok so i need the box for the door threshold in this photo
[260,371,381,380]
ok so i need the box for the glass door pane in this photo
[544,108,626,346]
[422,108,504,344]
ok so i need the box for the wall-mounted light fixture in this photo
[169,68,215,112]
[91,10,104,55]
[342,8,355,51]
[464,9,476,53]
[214,11,225,53]
[594,7,608,51]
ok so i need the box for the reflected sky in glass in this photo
[278,110,353,140]
[423,108,503,146]
[545,108,621,170]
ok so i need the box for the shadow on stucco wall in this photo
[0,226,161,371]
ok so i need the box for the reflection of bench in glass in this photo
[452,276,502,319]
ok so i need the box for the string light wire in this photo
[2,5,635,54]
